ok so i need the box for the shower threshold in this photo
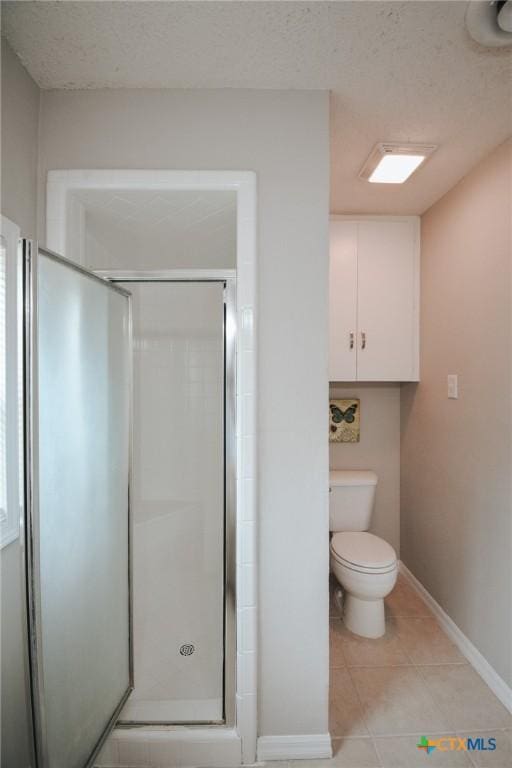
[119,696,223,725]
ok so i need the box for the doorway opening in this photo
[43,170,257,765]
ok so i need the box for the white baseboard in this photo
[399,561,512,713]
[257,734,332,762]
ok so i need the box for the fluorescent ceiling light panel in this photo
[360,143,437,184]
[369,154,425,183]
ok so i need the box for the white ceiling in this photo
[2,1,511,214]
[72,189,237,269]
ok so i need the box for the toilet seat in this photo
[330,531,397,574]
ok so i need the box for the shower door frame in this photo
[46,168,257,764]
[99,270,237,728]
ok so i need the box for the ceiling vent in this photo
[466,1,512,47]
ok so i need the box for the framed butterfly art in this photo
[329,399,360,443]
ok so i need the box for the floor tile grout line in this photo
[333,662,415,669]
[415,661,475,670]
[344,661,374,740]
[404,660,468,667]
[369,735,385,768]
[412,659,460,734]
[333,617,466,668]
[361,728,509,738]
[383,622,414,667]
[331,733,384,765]
[338,627,349,669]
[392,613,469,667]
[330,657,371,741]
[458,728,512,733]
[413,661,511,734]
[337,661,468,669]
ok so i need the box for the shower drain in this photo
[179,643,195,656]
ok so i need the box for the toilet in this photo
[330,470,398,639]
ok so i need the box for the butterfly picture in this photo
[329,399,360,442]
[330,402,358,424]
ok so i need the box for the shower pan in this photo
[22,244,236,768]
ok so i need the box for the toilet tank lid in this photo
[329,470,378,487]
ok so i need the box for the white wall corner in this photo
[256,734,332,762]
[399,561,512,713]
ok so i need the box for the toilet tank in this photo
[329,470,378,532]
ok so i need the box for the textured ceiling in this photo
[2,1,511,214]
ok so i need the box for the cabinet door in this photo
[329,221,358,381]
[356,220,418,381]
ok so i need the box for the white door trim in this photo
[0,215,22,549]
[46,169,258,765]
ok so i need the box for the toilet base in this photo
[343,593,385,639]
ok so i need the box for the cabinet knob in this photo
[361,331,366,350]
[349,332,355,350]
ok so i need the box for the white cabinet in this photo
[329,216,419,382]
[329,221,358,380]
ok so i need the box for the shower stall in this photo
[112,276,236,727]
[23,249,236,766]
[23,170,257,768]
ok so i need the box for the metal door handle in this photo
[361,331,366,350]
[349,332,355,350]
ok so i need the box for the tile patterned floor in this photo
[297,574,511,768]
[99,574,510,768]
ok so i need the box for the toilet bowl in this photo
[330,531,397,638]
[329,470,398,639]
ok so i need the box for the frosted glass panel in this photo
[119,282,224,723]
[34,252,131,768]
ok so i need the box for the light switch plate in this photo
[448,374,458,399]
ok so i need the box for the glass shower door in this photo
[23,244,132,768]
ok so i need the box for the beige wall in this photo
[38,87,330,737]
[330,384,400,553]
[401,139,512,686]
[1,39,39,237]
[0,39,38,768]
